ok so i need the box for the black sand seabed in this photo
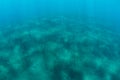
[0,16,120,80]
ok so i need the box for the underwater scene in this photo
[0,0,120,80]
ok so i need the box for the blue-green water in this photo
[0,0,120,80]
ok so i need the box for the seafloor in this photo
[0,16,120,80]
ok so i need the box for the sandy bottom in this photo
[0,16,120,80]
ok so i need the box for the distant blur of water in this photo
[0,0,120,32]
